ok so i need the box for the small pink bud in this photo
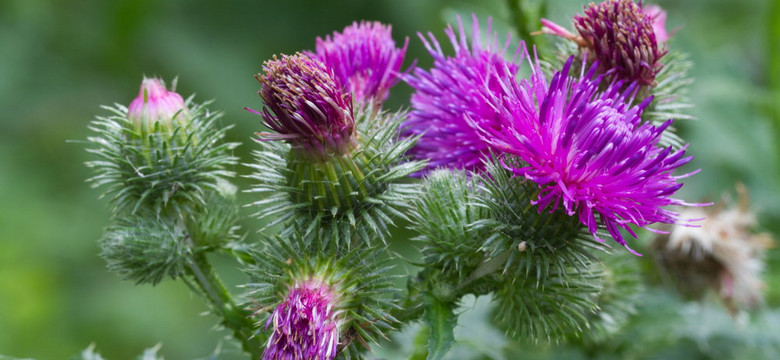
[643,4,669,43]
[127,77,189,131]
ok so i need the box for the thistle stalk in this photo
[185,249,263,359]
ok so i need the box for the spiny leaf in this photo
[424,295,457,360]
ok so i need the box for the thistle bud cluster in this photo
[246,23,421,247]
[86,77,240,284]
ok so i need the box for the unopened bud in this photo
[127,77,189,133]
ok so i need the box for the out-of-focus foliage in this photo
[0,0,777,359]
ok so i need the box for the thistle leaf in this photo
[424,295,457,360]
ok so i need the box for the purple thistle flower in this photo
[127,77,189,131]
[248,53,355,159]
[542,0,666,87]
[263,279,341,360]
[402,15,524,173]
[477,56,697,255]
[313,21,410,105]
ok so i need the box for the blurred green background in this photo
[1,0,779,359]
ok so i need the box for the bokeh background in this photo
[1,0,779,359]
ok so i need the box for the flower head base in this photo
[251,53,355,159]
[652,184,775,313]
[314,21,410,106]
[477,56,697,255]
[542,0,666,87]
[127,77,189,133]
[402,15,524,173]
[264,279,340,360]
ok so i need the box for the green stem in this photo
[506,0,537,49]
[391,274,426,324]
[186,251,263,359]
[456,250,511,292]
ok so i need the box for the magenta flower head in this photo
[478,56,698,255]
[249,53,355,159]
[127,77,189,132]
[263,278,340,360]
[313,21,410,105]
[402,15,524,173]
[541,0,666,87]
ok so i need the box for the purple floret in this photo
[314,21,410,105]
[402,15,525,174]
[263,280,340,360]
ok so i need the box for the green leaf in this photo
[424,295,457,360]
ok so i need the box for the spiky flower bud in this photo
[652,184,775,313]
[127,77,190,134]
[476,56,700,255]
[86,77,238,217]
[99,216,190,285]
[409,169,490,277]
[246,238,398,359]
[263,279,340,360]
[251,53,355,160]
[575,0,666,86]
[313,21,410,106]
[402,15,523,173]
[248,54,423,246]
[542,0,666,86]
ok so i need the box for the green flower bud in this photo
[85,78,239,217]
[99,216,190,285]
[247,105,423,248]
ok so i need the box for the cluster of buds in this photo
[247,21,421,247]
[86,76,239,285]
[245,19,416,358]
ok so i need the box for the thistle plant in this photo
[72,1,774,359]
